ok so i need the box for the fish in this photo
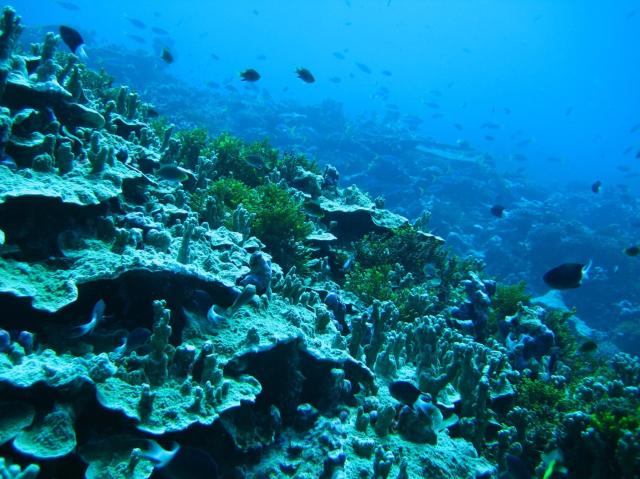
[624,245,640,257]
[490,205,506,218]
[505,454,530,479]
[0,156,17,171]
[155,164,192,182]
[329,76,342,83]
[70,299,106,338]
[565,106,573,116]
[481,121,501,129]
[57,1,80,10]
[256,54,267,60]
[240,68,261,82]
[542,261,591,290]
[591,180,602,193]
[425,101,440,109]
[152,26,169,35]
[453,123,463,130]
[127,17,147,29]
[516,138,533,147]
[333,51,346,60]
[381,69,392,76]
[484,135,495,141]
[296,67,315,83]
[140,440,180,469]
[355,62,372,74]
[577,340,597,353]
[388,380,422,406]
[636,151,640,159]
[629,123,640,133]
[158,446,219,479]
[626,9,637,19]
[161,47,174,64]
[59,26,87,58]
[210,53,220,60]
[113,327,152,357]
[127,34,147,44]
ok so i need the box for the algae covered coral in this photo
[0,6,638,479]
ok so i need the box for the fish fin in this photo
[77,45,88,60]
[582,259,593,280]
[69,320,94,338]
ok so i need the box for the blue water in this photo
[13,0,640,189]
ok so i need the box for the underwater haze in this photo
[14,0,640,187]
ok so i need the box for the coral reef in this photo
[0,9,637,478]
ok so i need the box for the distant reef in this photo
[0,7,638,479]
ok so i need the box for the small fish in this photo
[70,299,105,338]
[59,26,87,58]
[152,26,169,35]
[161,47,174,64]
[578,340,597,353]
[155,164,192,182]
[57,1,80,10]
[630,123,640,134]
[490,205,506,218]
[591,180,602,193]
[0,156,17,171]
[255,54,267,61]
[484,135,495,141]
[296,67,315,83]
[388,380,422,406]
[355,62,372,74]
[543,261,591,290]
[425,101,440,109]
[127,34,147,44]
[516,138,533,147]
[624,245,640,257]
[206,80,220,89]
[625,9,636,19]
[332,51,345,60]
[453,123,463,130]
[381,69,392,76]
[329,76,342,83]
[140,440,180,469]
[565,106,573,116]
[210,53,220,60]
[240,68,261,82]
[636,151,640,159]
[127,17,147,29]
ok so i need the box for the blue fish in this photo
[70,299,105,338]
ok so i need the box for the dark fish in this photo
[127,17,147,29]
[624,245,640,257]
[481,121,501,129]
[453,123,463,130]
[630,123,640,134]
[252,9,259,15]
[432,113,444,119]
[388,380,422,406]
[542,261,591,290]
[155,164,191,182]
[565,106,573,116]
[210,53,220,60]
[160,446,219,479]
[636,151,640,159]
[296,67,315,83]
[256,54,267,60]
[161,47,174,64]
[490,205,506,218]
[206,80,220,89]
[59,26,87,57]
[381,69,392,76]
[57,1,80,10]
[516,138,532,147]
[146,107,160,118]
[70,299,106,338]
[329,76,342,83]
[333,51,345,60]
[152,26,169,35]
[127,34,147,44]
[591,180,602,193]
[578,340,597,353]
[504,107,511,114]
[505,454,531,479]
[355,62,371,74]
[626,9,636,19]
[484,135,495,141]
[425,101,440,109]
[240,68,261,82]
